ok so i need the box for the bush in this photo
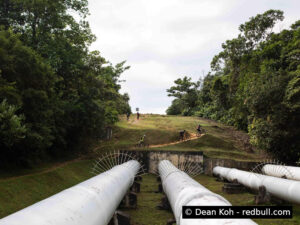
[0,99,26,148]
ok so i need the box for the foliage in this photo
[166,99,185,115]
[0,29,57,163]
[0,99,26,148]
[166,10,300,163]
[166,76,200,116]
[0,1,131,166]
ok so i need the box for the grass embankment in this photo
[0,160,94,218]
[97,114,266,161]
[125,174,300,225]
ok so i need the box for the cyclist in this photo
[179,130,186,141]
[196,124,202,135]
[138,134,146,146]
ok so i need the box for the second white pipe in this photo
[159,160,257,225]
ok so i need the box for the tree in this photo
[166,76,200,115]
[239,10,284,49]
[166,99,185,115]
[0,1,132,166]
[166,10,300,163]
[0,30,56,153]
[0,99,26,148]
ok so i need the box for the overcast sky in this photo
[87,0,300,114]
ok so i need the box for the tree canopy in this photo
[0,0,131,166]
[166,10,300,163]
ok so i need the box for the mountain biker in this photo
[197,124,201,134]
[139,134,146,146]
[179,130,186,141]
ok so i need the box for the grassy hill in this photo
[0,114,275,222]
[0,160,95,218]
[96,114,266,161]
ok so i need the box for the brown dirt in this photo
[224,127,254,153]
[149,133,205,148]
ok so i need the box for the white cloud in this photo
[87,0,300,114]
[122,61,175,85]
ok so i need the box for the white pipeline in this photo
[262,164,300,181]
[213,166,300,204]
[0,160,140,225]
[158,160,257,225]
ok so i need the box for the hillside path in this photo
[149,133,205,148]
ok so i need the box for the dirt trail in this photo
[149,133,205,148]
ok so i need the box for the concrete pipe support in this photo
[213,166,300,204]
[0,160,140,225]
[158,160,257,225]
[262,164,300,181]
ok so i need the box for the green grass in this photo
[0,159,95,218]
[153,134,261,161]
[123,174,173,225]
[126,174,300,225]
[96,114,266,161]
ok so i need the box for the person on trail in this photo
[197,124,201,134]
[126,112,131,121]
[179,130,186,141]
[137,112,140,120]
[139,134,146,146]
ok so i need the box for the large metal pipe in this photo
[262,164,300,181]
[159,160,257,225]
[213,166,300,204]
[0,160,140,225]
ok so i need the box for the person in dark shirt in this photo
[197,124,201,135]
[179,130,186,141]
[126,112,131,121]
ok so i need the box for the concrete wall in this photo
[148,151,203,174]
[121,150,203,174]
[120,150,258,175]
[203,157,258,175]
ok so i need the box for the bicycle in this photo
[135,142,149,148]
[196,128,205,136]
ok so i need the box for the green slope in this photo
[96,114,266,161]
[0,160,94,218]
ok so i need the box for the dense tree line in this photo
[167,10,300,163]
[0,0,131,166]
